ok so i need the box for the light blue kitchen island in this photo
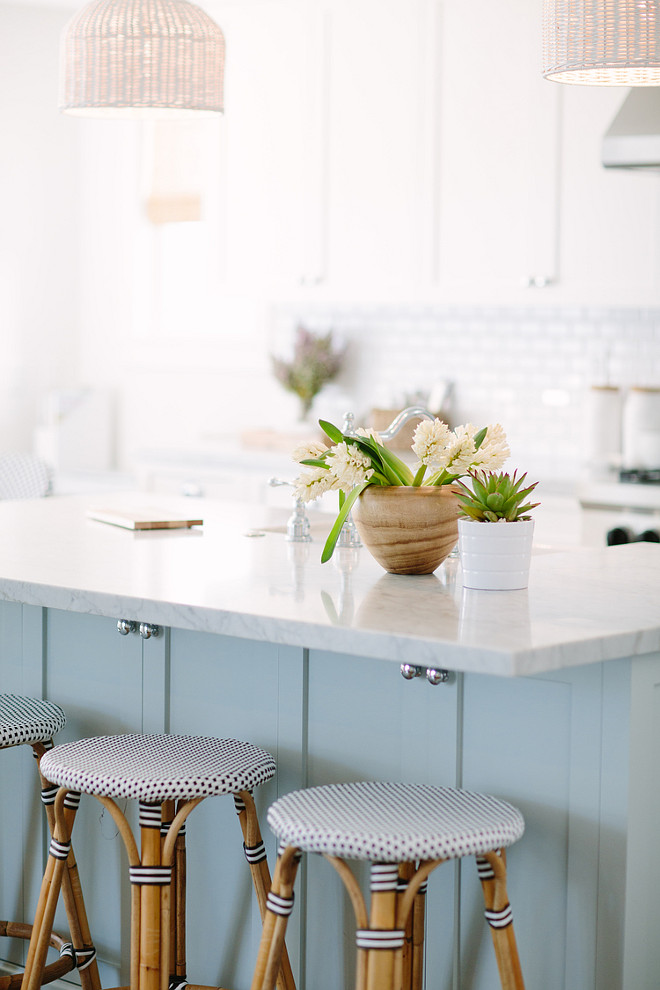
[0,492,659,990]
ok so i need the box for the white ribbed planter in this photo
[458,518,534,591]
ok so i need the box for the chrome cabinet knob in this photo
[139,622,160,639]
[117,619,136,636]
[400,663,449,685]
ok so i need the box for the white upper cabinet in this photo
[559,84,660,305]
[435,0,560,300]
[310,0,436,295]
[211,0,660,303]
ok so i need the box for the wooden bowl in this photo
[352,485,460,575]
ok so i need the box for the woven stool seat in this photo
[40,733,276,802]
[267,781,525,862]
[24,731,295,990]
[252,780,527,990]
[0,694,66,748]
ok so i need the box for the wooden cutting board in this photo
[87,508,203,531]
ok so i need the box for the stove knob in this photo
[636,529,660,543]
[607,527,632,546]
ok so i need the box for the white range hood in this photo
[602,88,660,169]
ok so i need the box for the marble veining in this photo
[0,492,658,677]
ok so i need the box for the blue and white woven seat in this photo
[0,694,98,990]
[252,781,526,990]
[0,693,65,749]
[39,733,277,802]
[23,733,295,990]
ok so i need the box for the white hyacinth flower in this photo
[327,441,375,493]
[293,466,340,503]
[355,427,382,443]
[471,423,510,471]
[411,419,453,467]
[443,423,478,475]
[291,440,328,463]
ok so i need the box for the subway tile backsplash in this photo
[270,303,660,484]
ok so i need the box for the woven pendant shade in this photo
[60,0,225,117]
[543,0,660,84]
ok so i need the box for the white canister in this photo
[459,518,535,591]
[585,385,622,471]
[622,387,660,469]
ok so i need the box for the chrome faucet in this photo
[268,478,312,542]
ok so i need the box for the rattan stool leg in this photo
[22,791,80,990]
[235,791,296,990]
[477,850,525,990]
[34,745,100,990]
[249,848,300,990]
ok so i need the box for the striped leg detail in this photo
[62,791,81,811]
[266,891,295,917]
[356,929,406,951]
[139,802,163,829]
[41,785,59,806]
[169,978,188,990]
[32,739,55,758]
[76,948,98,971]
[370,863,399,892]
[244,840,267,864]
[485,904,513,929]
[59,943,74,961]
[49,838,72,860]
[476,856,496,881]
[397,877,428,895]
[129,866,173,885]
[233,790,253,814]
[160,820,186,837]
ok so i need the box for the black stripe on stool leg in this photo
[484,904,514,929]
[244,841,268,864]
[49,838,72,861]
[266,892,295,917]
[355,929,406,950]
[129,866,173,886]
[76,948,98,971]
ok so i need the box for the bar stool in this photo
[251,780,526,990]
[21,733,295,990]
[0,694,99,990]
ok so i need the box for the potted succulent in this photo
[292,413,510,574]
[454,471,540,590]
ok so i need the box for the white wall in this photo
[0,2,80,451]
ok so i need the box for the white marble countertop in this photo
[0,491,657,678]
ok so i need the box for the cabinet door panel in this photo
[306,650,459,990]
[45,609,144,988]
[320,0,430,293]
[167,631,303,990]
[461,665,608,990]
[438,0,559,296]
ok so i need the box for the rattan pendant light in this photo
[543,0,660,85]
[60,0,225,117]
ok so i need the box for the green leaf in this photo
[299,458,328,468]
[411,464,427,487]
[486,492,506,511]
[471,475,489,502]
[473,426,488,450]
[320,484,367,563]
[319,419,344,444]
[378,445,414,485]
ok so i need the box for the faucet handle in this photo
[268,478,312,543]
